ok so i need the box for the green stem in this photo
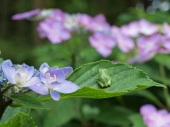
[159,64,170,109]
[0,92,3,119]
[0,93,8,119]
[71,53,76,69]
[116,96,127,107]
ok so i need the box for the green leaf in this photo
[64,60,164,98]
[96,106,134,126]
[129,114,147,127]
[0,107,21,124]
[10,94,48,109]
[154,54,170,70]
[0,112,36,127]
[30,98,81,127]
[39,60,164,101]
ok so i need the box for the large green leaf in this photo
[10,94,48,109]
[39,60,164,101]
[0,112,36,127]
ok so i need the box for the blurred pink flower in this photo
[140,104,170,127]
[38,18,70,43]
[120,21,140,37]
[50,9,66,22]
[78,14,93,30]
[137,34,161,57]
[90,14,110,32]
[138,19,158,36]
[158,36,170,53]
[89,32,116,57]
[111,26,135,53]
[12,9,40,20]
[128,34,162,64]
[162,22,170,37]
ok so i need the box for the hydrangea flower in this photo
[162,22,170,37]
[12,9,40,20]
[140,104,170,127]
[137,34,161,58]
[0,66,7,88]
[1,60,41,88]
[64,14,80,32]
[111,26,134,53]
[89,32,116,57]
[138,19,158,36]
[78,14,93,30]
[38,18,71,43]
[29,63,79,101]
[120,21,140,37]
[90,14,110,32]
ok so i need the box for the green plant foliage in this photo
[96,106,134,126]
[10,94,48,109]
[127,89,163,107]
[0,112,36,127]
[154,54,170,70]
[134,63,170,86]
[30,98,81,127]
[129,113,147,127]
[0,107,21,124]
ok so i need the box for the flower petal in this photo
[14,73,25,85]
[50,90,60,101]
[140,104,157,116]
[52,69,65,82]
[2,65,15,84]
[22,77,41,87]
[39,62,50,76]
[26,66,34,80]
[54,80,79,93]
[29,83,49,95]
[61,67,73,78]
[2,60,13,66]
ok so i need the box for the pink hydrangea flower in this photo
[78,14,93,30]
[137,34,161,57]
[120,21,140,37]
[89,32,116,57]
[140,104,170,127]
[37,18,71,43]
[111,26,135,53]
[12,9,40,20]
[49,9,66,22]
[162,22,170,37]
[90,14,110,32]
[158,36,170,54]
[138,19,158,36]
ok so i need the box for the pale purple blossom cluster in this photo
[0,60,79,101]
[12,9,170,63]
[140,104,170,127]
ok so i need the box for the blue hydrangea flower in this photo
[0,66,7,88]
[29,63,79,101]
[2,60,41,88]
